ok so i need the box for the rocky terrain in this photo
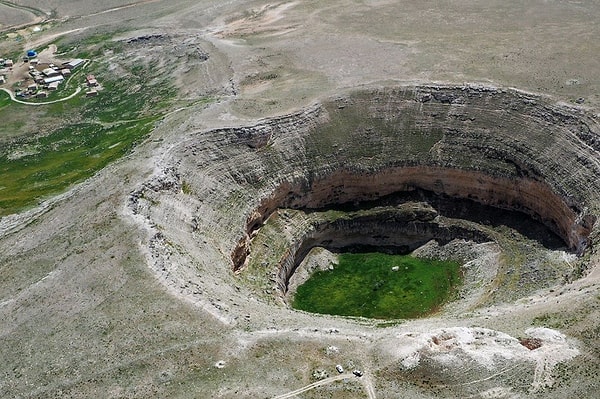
[1,1,599,398]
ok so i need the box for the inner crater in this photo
[188,85,600,318]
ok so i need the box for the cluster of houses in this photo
[0,58,13,85]
[22,58,87,98]
[1,50,100,100]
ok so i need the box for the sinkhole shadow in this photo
[302,188,567,251]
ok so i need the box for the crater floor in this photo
[1,1,600,399]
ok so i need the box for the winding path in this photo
[0,86,81,106]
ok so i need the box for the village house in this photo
[36,91,48,98]
[5,59,13,67]
[86,74,98,87]
[48,81,60,91]
[0,76,5,84]
[42,68,60,78]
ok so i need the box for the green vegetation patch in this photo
[0,118,155,215]
[292,252,462,319]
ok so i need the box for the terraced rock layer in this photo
[135,85,600,301]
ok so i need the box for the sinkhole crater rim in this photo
[228,84,599,304]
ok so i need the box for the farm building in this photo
[43,76,64,85]
[63,59,85,70]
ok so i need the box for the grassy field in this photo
[293,252,462,320]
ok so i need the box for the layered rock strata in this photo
[131,84,600,306]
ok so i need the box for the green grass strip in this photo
[0,118,155,216]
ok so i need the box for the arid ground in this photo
[0,1,599,398]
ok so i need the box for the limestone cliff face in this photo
[132,85,600,281]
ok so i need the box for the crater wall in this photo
[134,85,600,290]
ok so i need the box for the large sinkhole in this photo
[223,85,599,319]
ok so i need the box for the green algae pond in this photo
[292,252,462,320]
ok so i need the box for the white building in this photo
[43,75,64,85]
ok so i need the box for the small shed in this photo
[86,89,98,97]
[5,59,13,67]
[0,76,5,84]
[36,91,48,98]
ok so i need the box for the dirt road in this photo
[0,86,81,105]
[271,372,376,399]
[271,374,350,399]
